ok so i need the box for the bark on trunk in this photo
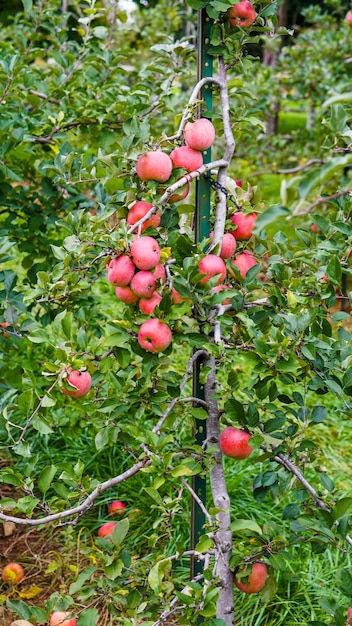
[264,0,290,135]
[205,355,234,625]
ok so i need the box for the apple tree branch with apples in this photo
[1,1,352,624]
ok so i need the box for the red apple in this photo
[136,151,172,183]
[170,146,203,172]
[219,426,252,459]
[211,231,237,259]
[348,607,352,624]
[127,201,161,233]
[212,284,232,305]
[60,369,92,399]
[137,318,172,353]
[1,563,24,584]
[139,291,162,314]
[184,118,216,151]
[152,263,166,283]
[130,271,157,298]
[171,287,185,304]
[98,521,117,537]
[234,562,267,594]
[115,285,139,305]
[229,212,257,240]
[232,251,256,278]
[198,254,227,286]
[345,11,352,25]
[49,611,77,626]
[107,255,136,286]
[130,236,161,271]
[227,0,257,27]
[169,180,190,203]
[108,500,126,515]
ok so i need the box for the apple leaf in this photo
[230,519,262,535]
[37,465,58,495]
[110,518,130,547]
[148,558,172,594]
[77,608,100,626]
[331,497,352,521]
[253,204,290,232]
[336,567,352,597]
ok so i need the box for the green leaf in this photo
[298,155,352,198]
[77,608,100,626]
[253,204,290,232]
[310,406,327,424]
[110,517,130,547]
[105,559,123,580]
[37,465,58,495]
[318,473,335,492]
[69,566,97,595]
[332,497,352,521]
[336,567,352,596]
[282,503,300,520]
[195,535,214,553]
[326,256,342,286]
[21,0,33,12]
[148,558,172,594]
[224,398,245,421]
[230,519,262,535]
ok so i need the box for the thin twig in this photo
[293,189,352,214]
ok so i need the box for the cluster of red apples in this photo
[106,117,218,355]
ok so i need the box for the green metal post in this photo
[190,8,213,608]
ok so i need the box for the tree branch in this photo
[205,353,234,626]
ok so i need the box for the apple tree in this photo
[1,1,352,625]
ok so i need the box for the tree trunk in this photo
[205,355,234,625]
[264,0,290,135]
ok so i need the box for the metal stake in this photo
[190,10,213,621]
